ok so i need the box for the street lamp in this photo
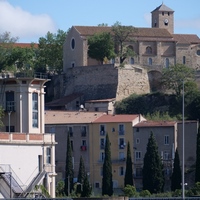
[182,80,185,200]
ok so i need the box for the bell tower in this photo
[151,3,174,34]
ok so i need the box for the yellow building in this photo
[90,114,145,193]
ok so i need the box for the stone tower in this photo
[151,3,174,34]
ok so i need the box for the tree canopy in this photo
[88,32,115,64]
[112,21,136,64]
[162,64,195,96]
[36,29,66,73]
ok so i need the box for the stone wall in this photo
[47,64,150,102]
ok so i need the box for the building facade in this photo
[133,120,198,191]
[0,72,56,198]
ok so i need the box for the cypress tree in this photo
[142,132,164,194]
[124,141,134,187]
[81,173,92,197]
[171,148,182,191]
[64,133,74,196]
[102,133,113,196]
[77,156,86,194]
[195,125,200,182]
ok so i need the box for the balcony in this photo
[80,145,87,151]
[118,130,125,135]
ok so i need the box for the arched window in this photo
[128,45,134,51]
[146,46,152,54]
[130,57,134,64]
[165,58,169,68]
[183,56,186,64]
[148,58,152,65]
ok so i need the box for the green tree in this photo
[77,156,86,194]
[56,180,65,197]
[124,141,134,187]
[0,32,18,72]
[162,64,195,97]
[143,132,164,193]
[81,173,92,197]
[102,133,113,196]
[171,148,182,191]
[88,32,115,64]
[123,185,139,197]
[64,133,74,196]
[36,29,66,74]
[195,126,200,182]
[112,21,136,64]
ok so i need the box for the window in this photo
[32,92,38,128]
[130,57,134,64]
[136,138,140,144]
[148,58,152,65]
[164,135,169,145]
[6,91,15,112]
[68,127,73,137]
[183,56,186,64]
[165,58,169,68]
[154,19,157,27]
[81,140,87,151]
[95,182,100,188]
[71,140,74,151]
[71,38,75,50]
[197,50,200,56]
[163,151,170,160]
[100,125,105,135]
[6,126,15,132]
[81,126,87,137]
[119,138,125,149]
[136,127,139,132]
[49,127,55,133]
[146,46,152,54]
[46,147,51,164]
[162,12,164,16]
[135,151,142,160]
[100,152,105,161]
[95,107,99,111]
[119,166,124,176]
[100,167,103,176]
[100,138,105,149]
[135,168,142,177]
[119,152,125,160]
[71,62,75,68]
[118,124,125,135]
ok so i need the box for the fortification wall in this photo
[48,64,150,102]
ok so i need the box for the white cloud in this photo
[0,0,57,42]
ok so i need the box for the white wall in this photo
[0,144,42,186]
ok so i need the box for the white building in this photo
[0,72,56,198]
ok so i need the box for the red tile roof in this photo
[12,43,38,48]
[134,121,177,127]
[45,110,104,124]
[93,114,140,123]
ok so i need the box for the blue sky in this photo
[1,0,200,43]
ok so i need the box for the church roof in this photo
[73,26,173,39]
[172,34,200,44]
[151,3,174,13]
